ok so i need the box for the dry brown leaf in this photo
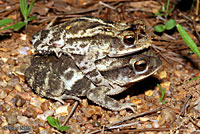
[63,0,95,7]
[130,1,161,13]
[32,4,50,16]
[196,25,200,32]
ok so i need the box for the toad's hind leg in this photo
[86,86,136,112]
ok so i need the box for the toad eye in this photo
[134,59,148,72]
[123,35,135,46]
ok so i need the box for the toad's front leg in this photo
[86,86,136,112]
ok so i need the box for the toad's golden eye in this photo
[134,59,147,72]
[123,35,135,46]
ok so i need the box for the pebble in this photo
[0,105,3,111]
[83,106,102,118]
[15,84,22,92]
[7,77,19,87]
[18,92,32,100]
[0,90,7,99]
[174,70,182,77]
[40,129,49,134]
[71,124,82,133]
[119,109,126,116]
[1,57,8,62]
[2,103,12,112]
[136,123,143,129]
[0,99,4,105]
[193,97,200,111]
[55,104,71,115]
[85,123,93,129]
[0,81,7,87]
[21,84,32,92]
[160,81,170,90]
[15,95,26,107]
[4,92,16,105]
[23,106,42,118]
[30,97,42,108]
[145,90,153,96]
[37,110,54,121]
[131,97,142,105]
[6,58,16,65]
[188,122,196,131]
[23,107,35,118]
[139,117,150,122]
[41,101,50,111]
[197,120,200,127]
[17,46,29,55]
[17,116,29,125]
[14,63,29,76]
[158,109,176,125]
[152,120,160,128]
[5,113,17,125]
[92,121,101,127]
[159,70,167,79]
[108,117,118,124]
[81,99,88,107]
[19,33,27,41]
[146,132,154,134]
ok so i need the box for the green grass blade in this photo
[157,84,166,102]
[20,0,28,19]
[166,0,170,17]
[55,118,60,127]
[27,16,36,22]
[161,4,165,12]
[165,19,176,30]
[154,24,165,33]
[47,116,58,128]
[27,0,35,17]
[12,21,26,31]
[188,76,200,83]
[0,25,14,31]
[0,18,14,27]
[176,24,200,58]
[58,126,70,131]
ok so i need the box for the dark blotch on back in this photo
[65,70,74,80]
[39,30,50,40]
[69,77,91,96]
[80,43,88,48]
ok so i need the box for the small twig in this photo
[178,95,192,117]
[108,121,140,129]
[106,128,190,134]
[192,17,200,44]
[156,15,167,22]
[196,0,199,15]
[178,10,193,22]
[45,17,58,29]
[125,8,153,13]
[110,108,162,127]
[62,101,79,126]
[52,129,63,134]
[89,108,162,134]
[0,4,20,17]
[151,44,185,65]
[99,1,116,10]
[188,116,200,129]
[172,95,192,133]
[163,33,176,40]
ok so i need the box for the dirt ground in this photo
[0,0,200,133]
